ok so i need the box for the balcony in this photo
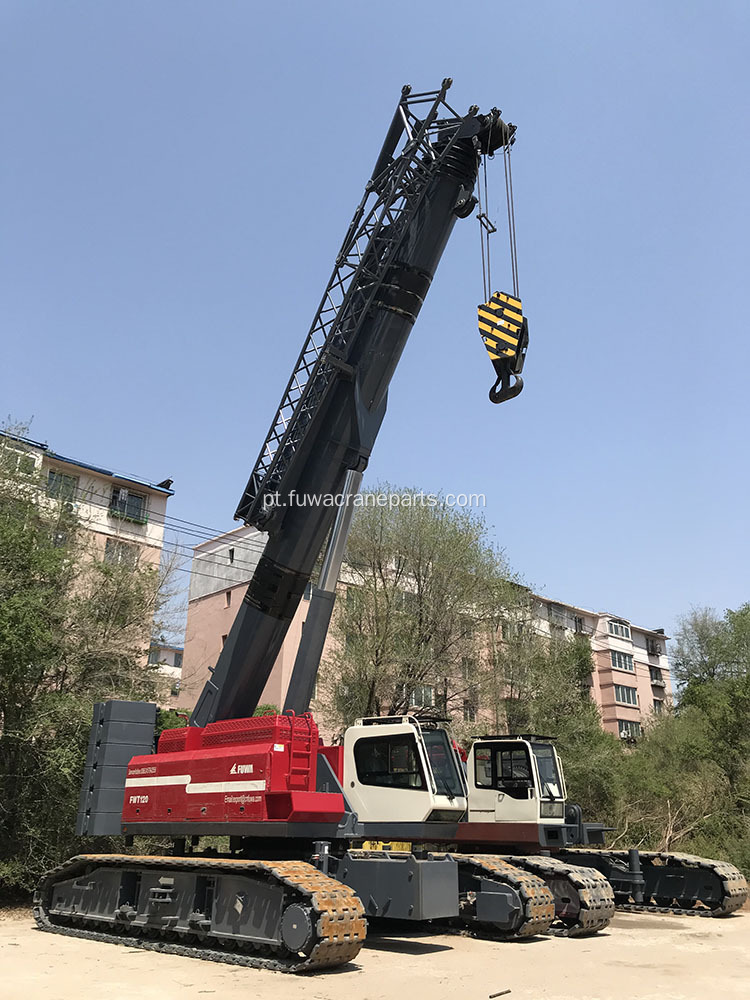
[109,506,149,526]
[649,669,666,688]
[109,486,148,526]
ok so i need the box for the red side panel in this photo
[266,791,345,822]
[318,745,344,783]
[123,714,344,827]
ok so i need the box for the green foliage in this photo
[155,708,189,739]
[672,604,750,687]
[0,431,178,895]
[317,486,520,731]
[253,704,279,716]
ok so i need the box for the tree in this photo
[316,487,522,733]
[672,604,750,688]
[489,624,627,826]
[0,431,181,894]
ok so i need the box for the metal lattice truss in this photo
[236,80,480,527]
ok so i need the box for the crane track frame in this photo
[559,848,748,917]
[501,854,616,937]
[34,854,366,973]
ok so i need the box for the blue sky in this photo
[2,1,748,635]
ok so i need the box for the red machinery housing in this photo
[122,714,345,826]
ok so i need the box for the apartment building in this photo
[2,430,179,700]
[179,525,313,710]
[1,430,174,565]
[533,595,672,738]
[146,641,185,708]
[179,526,673,738]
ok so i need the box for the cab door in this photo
[468,740,538,824]
[492,742,537,822]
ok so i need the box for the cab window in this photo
[475,746,493,787]
[354,734,426,790]
[473,742,534,799]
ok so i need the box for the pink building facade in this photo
[179,528,673,738]
[179,526,313,713]
[533,596,672,738]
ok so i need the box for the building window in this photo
[228,547,235,564]
[4,447,36,476]
[614,684,638,706]
[574,615,585,634]
[548,603,567,625]
[174,651,183,669]
[649,666,665,685]
[225,590,232,608]
[618,719,641,739]
[409,684,435,709]
[109,486,148,524]
[608,620,631,640]
[104,537,137,567]
[463,699,477,723]
[610,650,634,672]
[47,469,78,502]
[147,646,160,665]
[646,638,663,656]
[653,699,663,715]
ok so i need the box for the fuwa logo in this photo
[230,762,254,775]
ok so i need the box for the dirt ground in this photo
[1,909,747,1000]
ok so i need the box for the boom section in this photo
[191,82,516,726]
[236,80,514,530]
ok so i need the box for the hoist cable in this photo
[507,145,519,296]
[477,171,488,302]
[482,153,492,295]
[502,145,517,296]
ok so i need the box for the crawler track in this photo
[502,855,615,936]
[34,854,366,973]
[560,849,748,918]
[438,853,555,938]
[615,851,748,916]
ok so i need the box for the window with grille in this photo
[109,486,147,524]
[104,537,137,567]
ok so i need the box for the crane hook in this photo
[478,292,528,406]
[489,369,524,405]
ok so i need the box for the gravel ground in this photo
[1,909,747,1000]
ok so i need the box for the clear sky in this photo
[2,1,748,635]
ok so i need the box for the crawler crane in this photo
[36,81,561,971]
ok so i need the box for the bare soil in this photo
[1,909,747,1000]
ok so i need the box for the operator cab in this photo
[343,716,467,825]
[467,736,566,826]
